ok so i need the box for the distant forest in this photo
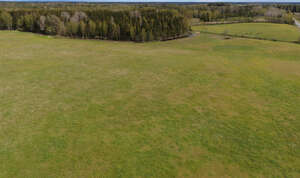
[0,2,299,42]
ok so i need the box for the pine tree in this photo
[130,25,136,41]
[87,20,96,38]
[102,21,108,39]
[141,28,146,42]
[23,14,35,32]
[79,21,86,38]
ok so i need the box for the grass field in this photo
[0,29,300,177]
[193,23,300,42]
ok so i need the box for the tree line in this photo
[0,8,190,42]
[0,2,298,41]
[189,5,262,22]
[277,4,300,13]
[186,4,294,25]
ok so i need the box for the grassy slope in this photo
[0,31,300,178]
[193,23,300,42]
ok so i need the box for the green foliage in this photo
[130,26,135,41]
[0,11,12,30]
[79,21,86,38]
[101,21,108,39]
[66,22,78,37]
[147,30,154,41]
[192,4,264,22]
[87,20,96,38]
[45,15,62,35]
[0,7,190,42]
[282,12,294,25]
[23,14,35,32]
[16,16,24,31]
[141,28,146,42]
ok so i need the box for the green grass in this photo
[0,30,300,177]
[193,23,300,42]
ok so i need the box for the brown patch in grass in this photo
[109,68,129,76]
[268,60,300,77]
[167,85,196,105]
[177,160,251,178]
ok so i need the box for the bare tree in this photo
[39,16,46,32]
[265,7,283,18]
[70,11,87,23]
[61,12,70,22]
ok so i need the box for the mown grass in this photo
[193,23,300,42]
[0,30,300,177]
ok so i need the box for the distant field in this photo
[193,23,300,42]
[0,31,300,177]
